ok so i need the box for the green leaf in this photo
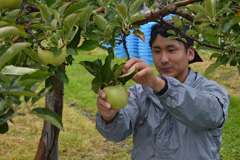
[0,98,12,113]
[64,2,88,18]
[108,47,114,59]
[0,109,16,126]
[3,9,21,21]
[204,62,221,75]
[0,122,9,134]
[0,26,27,39]
[78,40,98,51]
[221,55,229,65]
[0,42,31,70]
[106,21,122,30]
[30,108,64,131]
[91,77,102,94]
[79,6,93,31]
[45,0,61,7]
[204,0,216,17]
[194,12,207,22]
[180,38,187,43]
[67,27,82,49]
[66,48,78,55]
[146,0,154,8]
[115,3,128,21]
[167,30,176,35]
[118,67,137,85]
[24,48,42,63]
[54,67,69,84]
[31,87,51,105]
[129,0,145,16]
[166,36,175,42]
[1,65,36,76]
[16,71,48,89]
[172,16,182,29]
[58,2,71,15]
[113,63,125,81]
[50,8,61,27]
[186,29,198,36]
[0,86,38,98]
[230,59,238,66]
[109,4,123,21]
[210,53,221,60]
[93,15,108,31]
[38,4,52,24]
[187,4,209,17]
[63,13,80,42]
[128,13,145,25]
[217,2,234,16]
[79,59,102,77]
[222,17,240,33]
[101,53,114,85]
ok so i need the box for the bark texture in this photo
[34,76,64,160]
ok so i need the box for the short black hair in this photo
[149,21,203,64]
[149,23,192,52]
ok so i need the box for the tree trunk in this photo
[34,75,64,160]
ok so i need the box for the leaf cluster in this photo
[80,47,137,94]
[183,0,240,73]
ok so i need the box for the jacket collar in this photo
[183,68,197,87]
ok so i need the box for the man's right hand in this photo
[97,90,119,124]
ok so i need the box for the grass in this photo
[0,48,239,159]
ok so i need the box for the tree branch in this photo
[159,19,240,53]
[133,0,203,25]
[24,4,39,13]
[24,18,43,48]
[159,19,222,50]
[120,30,130,60]
[232,8,240,13]
[175,0,203,7]
[173,9,209,24]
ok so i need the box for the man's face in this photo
[151,34,194,83]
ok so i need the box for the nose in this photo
[160,52,169,64]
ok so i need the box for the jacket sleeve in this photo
[96,85,141,142]
[157,76,230,131]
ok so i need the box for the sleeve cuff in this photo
[154,75,168,96]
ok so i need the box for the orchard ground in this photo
[0,48,239,160]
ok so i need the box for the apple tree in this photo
[0,0,239,159]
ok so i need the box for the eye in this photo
[169,49,176,53]
[153,50,160,54]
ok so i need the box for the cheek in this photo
[152,54,160,63]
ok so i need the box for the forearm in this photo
[96,109,135,142]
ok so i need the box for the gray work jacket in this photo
[96,69,230,160]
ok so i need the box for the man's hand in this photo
[123,58,165,92]
[97,90,119,124]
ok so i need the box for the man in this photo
[96,22,230,160]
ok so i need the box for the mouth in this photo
[160,67,172,73]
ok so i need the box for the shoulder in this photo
[193,71,230,99]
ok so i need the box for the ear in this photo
[187,46,195,62]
